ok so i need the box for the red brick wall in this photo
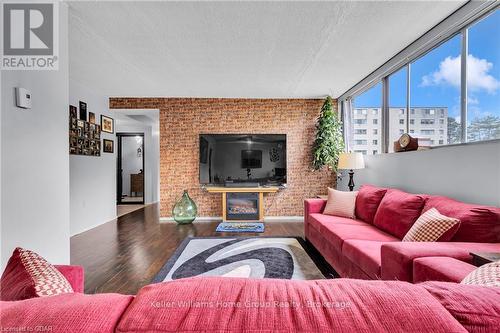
[110,98,336,217]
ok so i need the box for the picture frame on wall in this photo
[79,101,87,121]
[89,112,96,124]
[103,139,114,153]
[69,105,77,119]
[101,115,114,133]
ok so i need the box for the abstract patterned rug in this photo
[153,237,335,282]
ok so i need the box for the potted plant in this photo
[312,96,344,172]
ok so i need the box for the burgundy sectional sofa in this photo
[1,266,500,332]
[305,185,500,283]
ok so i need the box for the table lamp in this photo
[338,152,365,191]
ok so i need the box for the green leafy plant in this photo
[312,96,344,171]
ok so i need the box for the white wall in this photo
[114,121,159,204]
[1,5,70,270]
[337,140,500,207]
[121,136,143,196]
[69,81,116,236]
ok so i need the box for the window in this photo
[421,119,435,125]
[342,8,499,152]
[410,34,461,146]
[373,140,378,145]
[352,83,382,155]
[388,67,408,152]
[355,150,367,155]
[467,10,500,142]
[372,150,378,154]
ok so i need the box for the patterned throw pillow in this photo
[402,208,460,242]
[323,188,358,219]
[461,261,500,287]
[0,247,73,301]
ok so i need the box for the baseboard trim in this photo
[159,216,304,223]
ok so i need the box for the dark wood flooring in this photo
[70,203,305,294]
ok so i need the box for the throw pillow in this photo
[0,247,73,301]
[402,208,460,242]
[461,261,500,287]
[323,188,358,219]
[355,184,387,224]
[373,189,426,239]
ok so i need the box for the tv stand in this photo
[204,186,280,222]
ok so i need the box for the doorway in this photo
[117,133,145,205]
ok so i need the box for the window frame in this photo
[341,3,500,154]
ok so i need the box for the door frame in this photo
[117,132,145,205]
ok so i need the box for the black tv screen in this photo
[199,134,286,186]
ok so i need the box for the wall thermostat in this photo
[15,87,32,109]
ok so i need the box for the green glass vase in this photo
[172,190,197,224]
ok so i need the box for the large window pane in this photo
[410,34,462,146]
[467,9,500,142]
[388,67,408,152]
[352,83,382,155]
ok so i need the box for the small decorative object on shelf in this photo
[394,133,419,152]
[172,190,198,224]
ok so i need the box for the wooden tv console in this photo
[204,186,281,222]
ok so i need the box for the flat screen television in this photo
[199,134,286,186]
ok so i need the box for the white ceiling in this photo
[68,1,466,99]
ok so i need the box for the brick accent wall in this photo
[110,98,336,217]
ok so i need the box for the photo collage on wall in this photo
[69,102,104,156]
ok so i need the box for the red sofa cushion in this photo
[319,222,398,253]
[413,257,476,283]
[54,265,85,293]
[342,240,387,279]
[0,292,133,333]
[373,189,426,239]
[116,277,466,333]
[309,213,367,233]
[423,196,500,243]
[355,185,387,223]
[422,281,500,333]
[0,248,73,301]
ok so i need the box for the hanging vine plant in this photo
[312,96,344,172]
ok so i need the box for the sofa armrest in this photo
[304,199,327,237]
[55,265,84,293]
[304,199,327,216]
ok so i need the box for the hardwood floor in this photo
[70,203,305,295]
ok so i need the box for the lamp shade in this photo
[338,152,365,170]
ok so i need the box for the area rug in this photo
[215,222,264,233]
[152,237,335,282]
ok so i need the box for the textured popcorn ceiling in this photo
[68,1,465,98]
